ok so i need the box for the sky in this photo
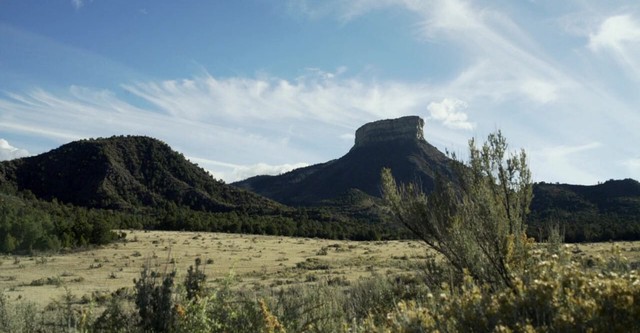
[0,0,639,184]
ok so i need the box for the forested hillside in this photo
[0,135,281,212]
[529,179,640,242]
[0,136,399,253]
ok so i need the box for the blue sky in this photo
[1,0,639,184]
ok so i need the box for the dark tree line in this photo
[0,183,396,254]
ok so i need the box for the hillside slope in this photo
[0,135,282,212]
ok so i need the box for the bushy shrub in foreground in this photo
[357,246,640,332]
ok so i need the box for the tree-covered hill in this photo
[0,136,397,254]
[529,179,640,242]
[0,135,282,213]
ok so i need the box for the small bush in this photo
[134,263,177,332]
[29,276,63,287]
[296,258,331,270]
[184,258,207,301]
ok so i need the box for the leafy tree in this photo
[382,131,533,291]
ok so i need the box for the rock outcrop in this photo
[354,116,424,148]
[234,115,452,205]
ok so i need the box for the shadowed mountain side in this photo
[0,136,282,212]
[233,116,454,205]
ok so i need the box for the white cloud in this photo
[520,79,558,104]
[539,142,603,157]
[588,15,640,77]
[589,15,640,51]
[4,1,640,185]
[120,70,434,130]
[294,0,571,106]
[71,0,84,10]
[0,73,440,182]
[339,133,355,141]
[0,139,29,161]
[427,98,474,130]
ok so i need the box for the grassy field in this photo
[0,230,426,308]
[2,230,640,310]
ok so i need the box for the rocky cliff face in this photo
[354,116,425,148]
[234,115,452,205]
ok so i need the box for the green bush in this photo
[382,131,533,291]
[134,263,177,332]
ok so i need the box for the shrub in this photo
[266,282,345,333]
[382,130,533,291]
[134,263,177,332]
[175,273,264,333]
[184,258,207,301]
[359,247,640,332]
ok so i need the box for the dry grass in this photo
[2,230,639,310]
[0,230,425,308]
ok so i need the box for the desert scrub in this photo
[354,247,640,332]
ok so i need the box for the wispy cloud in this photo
[283,0,640,183]
[589,15,640,51]
[530,142,604,184]
[589,14,640,78]
[622,158,640,176]
[231,162,310,182]
[0,139,29,161]
[0,71,449,182]
[121,69,434,130]
[187,157,308,182]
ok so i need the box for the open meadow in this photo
[2,230,640,310]
[0,230,428,308]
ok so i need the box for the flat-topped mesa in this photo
[353,116,425,148]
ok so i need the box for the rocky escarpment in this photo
[354,116,424,148]
[233,115,452,205]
